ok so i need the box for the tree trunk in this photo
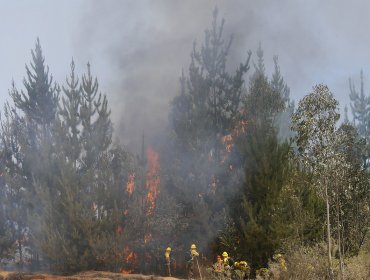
[336,193,344,279]
[325,184,334,279]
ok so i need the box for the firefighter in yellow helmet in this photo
[220,251,235,279]
[187,244,200,280]
[221,251,235,269]
[165,247,172,276]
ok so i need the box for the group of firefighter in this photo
[164,244,287,279]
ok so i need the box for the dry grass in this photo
[266,244,370,280]
[0,271,183,280]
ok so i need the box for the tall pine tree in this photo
[224,48,290,272]
[166,7,251,255]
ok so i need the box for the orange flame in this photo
[123,246,138,264]
[221,134,233,153]
[146,147,160,215]
[220,117,248,163]
[126,173,135,195]
[126,251,137,263]
[121,246,138,274]
[121,269,133,274]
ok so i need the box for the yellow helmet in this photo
[273,253,283,260]
[239,261,247,266]
[191,244,196,249]
[166,247,171,251]
[222,251,228,257]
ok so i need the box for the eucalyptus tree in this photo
[333,124,370,257]
[292,84,340,279]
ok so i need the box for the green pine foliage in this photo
[3,39,60,267]
[348,70,370,171]
[223,53,291,271]
[232,124,291,270]
[0,39,135,272]
[36,62,129,272]
[10,38,59,128]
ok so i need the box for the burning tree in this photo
[222,47,292,272]
[0,40,138,272]
[166,8,252,258]
[118,140,181,275]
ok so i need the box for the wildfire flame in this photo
[146,147,160,215]
[121,269,133,274]
[123,245,138,264]
[221,134,233,153]
[126,173,135,195]
[220,117,248,162]
[125,251,137,263]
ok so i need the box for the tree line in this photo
[0,8,369,279]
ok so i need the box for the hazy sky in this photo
[0,0,369,151]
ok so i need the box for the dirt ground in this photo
[0,270,183,280]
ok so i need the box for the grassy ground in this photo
[0,271,182,280]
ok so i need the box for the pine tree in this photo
[348,70,370,170]
[35,61,120,272]
[244,45,284,128]
[11,38,59,129]
[0,39,60,267]
[271,55,294,140]
[166,8,252,255]
[0,102,29,264]
[224,54,290,271]
[170,7,251,159]
[232,125,291,270]
[58,59,81,164]
[80,63,112,170]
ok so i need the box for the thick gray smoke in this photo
[72,0,370,152]
[1,0,369,151]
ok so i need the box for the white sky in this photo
[0,0,369,150]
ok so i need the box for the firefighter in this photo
[213,255,224,273]
[165,247,172,276]
[233,261,250,279]
[273,253,287,272]
[221,251,235,269]
[211,255,224,279]
[187,244,200,280]
[221,252,234,279]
